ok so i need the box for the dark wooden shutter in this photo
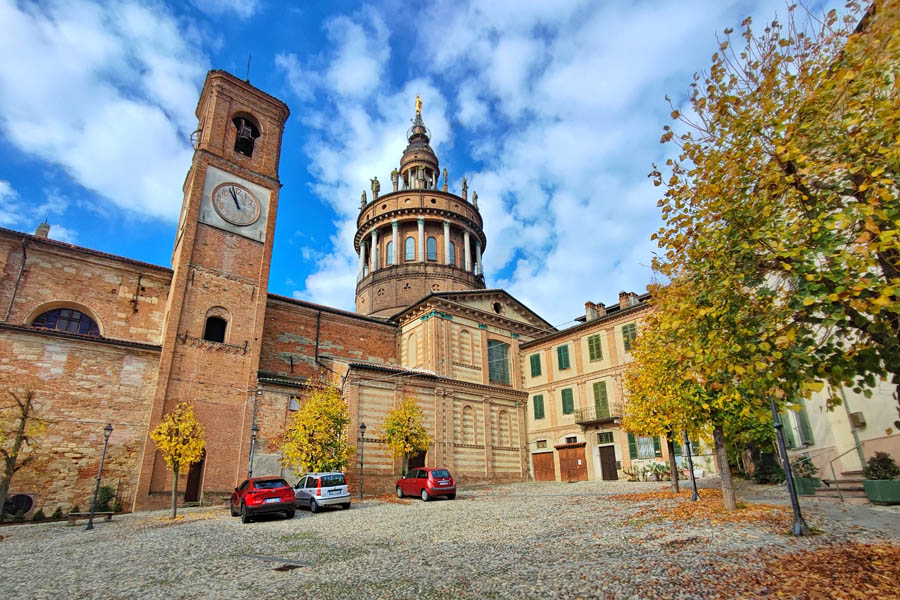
[627,433,638,459]
[561,388,574,414]
[653,437,662,457]
[530,354,541,377]
[588,334,603,361]
[797,402,814,445]
[533,395,544,419]
[593,381,609,417]
[557,345,570,370]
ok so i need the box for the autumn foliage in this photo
[380,396,432,475]
[280,384,353,475]
[150,401,204,518]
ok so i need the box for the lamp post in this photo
[770,397,810,536]
[248,423,259,479]
[85,423,113,531]
[683,430,700,502]
[358,423,367,500]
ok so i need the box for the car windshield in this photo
[431,470,450,478]
[320,474,345,487]
[254,479,289,489]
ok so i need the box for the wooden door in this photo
[532,452,556,481]
[185,450,205,502]
[598,445,618,481]
[557,443,588,482]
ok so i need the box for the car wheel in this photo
[341,503,351,510]
[421,488,430,502]
[230,501,238,517]
[285,508,295,519]
[240,503,251,524]
[396,486,404,498]
[310,499,320,514]
[447,493,456,500]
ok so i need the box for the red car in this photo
[230,477,295,523]
[396,467,456,501]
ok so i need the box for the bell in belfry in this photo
[234,118,257,157]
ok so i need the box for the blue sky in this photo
[0,0,844,327]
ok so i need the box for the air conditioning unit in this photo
[3,492,38,518]
[849,411,866,428]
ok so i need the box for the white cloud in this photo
[48,224,78,244]
[0,1,207,222]
[190,0,260,19]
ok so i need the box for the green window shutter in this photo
[652,437,662,457]
[780,412,796,449]
[627,433,638,459]
[557,345,570,370]
[592,381,609,418]
[530,353,542,377]
[561,388,574,414]
[533,395,544,420]
[673,440,682,456]
[588,334,603,361]
[691,440,700,454]
[622,323,637,352]
[797,401,814,445]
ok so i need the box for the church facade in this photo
[0,71,649,513]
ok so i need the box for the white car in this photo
[294,472,351,513]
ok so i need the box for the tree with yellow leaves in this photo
[150,402,204,519]
[652,2,900,425]
[380,397,432,476]
[281,384,353,475]
[0,389,46,521]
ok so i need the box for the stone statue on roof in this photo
[360,190,367,208]
[371,176,380,198]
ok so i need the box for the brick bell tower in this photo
[134,71,289,510]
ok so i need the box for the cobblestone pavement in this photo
[2,479,897,599]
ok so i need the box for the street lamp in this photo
[770,397,810,536]
[358,423,367,500]
[248,423,259,479]
[683,430,700,502]
[85,423,113,531]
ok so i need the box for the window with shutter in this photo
[627,433,638,459]
[796,401,814,445]
[592,381,609,418]
[561,388,574,414]
[637,436,656,458]
[557,345,570,370]
[587,334,603,361]
[622,323,637,352]
[780,412,797,449]
[673,441,682,456]
[533,395,545,420]
[652,437,662,457]
[529,353,542,377]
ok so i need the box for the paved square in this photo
[3,480,898,599]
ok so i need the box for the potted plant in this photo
[862,452,900,505]
[790,458,821,496]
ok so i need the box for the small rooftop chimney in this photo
[34,221,50,239]
[584,302,598,322]
[619,291,639,310]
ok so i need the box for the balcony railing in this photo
[574,403,623,426]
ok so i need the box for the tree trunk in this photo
[0,460,11,522]
[0,391,32,521]
[713,425,736,510]
[666,435,680,493]
[401,454,408,477]
[171,468,178,519]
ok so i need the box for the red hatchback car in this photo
[230,477,295,523]
[396,467,456,501]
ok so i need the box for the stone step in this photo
[814,488,868,498]
[822,479,865,487]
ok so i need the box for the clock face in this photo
[211,182,261,226]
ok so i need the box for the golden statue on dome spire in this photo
[415,94,422,116]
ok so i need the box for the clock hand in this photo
[229,186,240,210]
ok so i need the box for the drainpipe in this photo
[5,238,27,322]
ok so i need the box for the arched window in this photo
[498,410,511,446]
[405,237,415,261]
[31,308,100,336]
[203,316,227,343]
[386,241,393,266]
[407,333,417,366]
[462,405,474,444]
[459,330,473,364]
[233,115,260,157]
[449,241,456,266]
[427,236,437,261]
